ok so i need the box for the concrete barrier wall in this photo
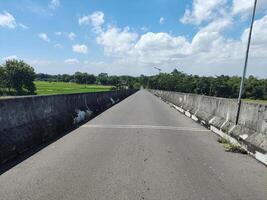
[0,90,137,164]
[150,90,267,165]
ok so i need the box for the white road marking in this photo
[81,124,210,132]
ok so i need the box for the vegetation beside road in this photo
[0,60,36,96]
[35,81,113,95]
[1,59,266,102]
[217,137,247,154]
[145,69,267,101]
[244,99,267,104]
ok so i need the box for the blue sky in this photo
[0,0,267,77]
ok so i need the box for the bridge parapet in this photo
[0,90,137,164]
[150,90,267,165]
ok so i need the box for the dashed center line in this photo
[81,124,210,132]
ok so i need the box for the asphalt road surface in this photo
[0,90,266,200]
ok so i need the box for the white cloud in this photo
[241,15,267,57]
[2,55,18,61]
[96,26,191,64]
[190,31,223,54]
[159,17,165,24]
[72,44,88,54]
[232,0,267,16]
[49,0,60,9]
[200,17,233,32]
[78,15,90,25]
[38,33,50,42]
[68,32,76,40]
[0,12,28,29]
[18,23,28,29]
[180,0,267,26]
[96,26,190,62]
[54,31,76,40]
[0,11,17,29]
[89,11,105,27]
[54,31,62,35]
[12,3,265,77]
[64,58,80,65]
[134,32,190,61]
[180,0,227,25]
[248,15,267,44]
[93,12,267,77]
[141,26,149,32]
[232,0,254,15]
[96,26,138,56]
[54,43,63,48]
[79,11,104,32]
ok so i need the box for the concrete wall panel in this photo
[0,90,137,164]
[150,90,267,164]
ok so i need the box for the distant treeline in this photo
[35,72,140,89]
[37,69,267,100]
[144,69,267,100]
[1,59,266,100]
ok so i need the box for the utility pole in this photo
[235,0,258,125]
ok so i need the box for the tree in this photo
[98,73,109,85]
[139,74,149,88]
[145,68,266,100]
[61,74,72,82]
[74,72,90,84]
[0,66,6,94]
[3,59,36,95]
[74,72,96,84]
[86,74,96,84]
[108,76,120,86]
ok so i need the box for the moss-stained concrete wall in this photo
[150,90,267,165]
[0,90,137,164]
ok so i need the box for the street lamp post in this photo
[153,67,162,90]
[154,67,162,74]
[235,0,258,125]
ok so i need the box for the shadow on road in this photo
[0,97,129,175]
[0,125,78,175]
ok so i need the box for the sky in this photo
[0,0,267,77]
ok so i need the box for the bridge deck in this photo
[0,90,266,200]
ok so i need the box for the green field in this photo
[35,81,113,95]
[243,99,267,105]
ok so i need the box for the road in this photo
[0,90,266,200]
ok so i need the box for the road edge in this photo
[150,91,267,166]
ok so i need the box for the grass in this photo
[243,99,267,105]
[34,81,113,95]
[217,137,247,154]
